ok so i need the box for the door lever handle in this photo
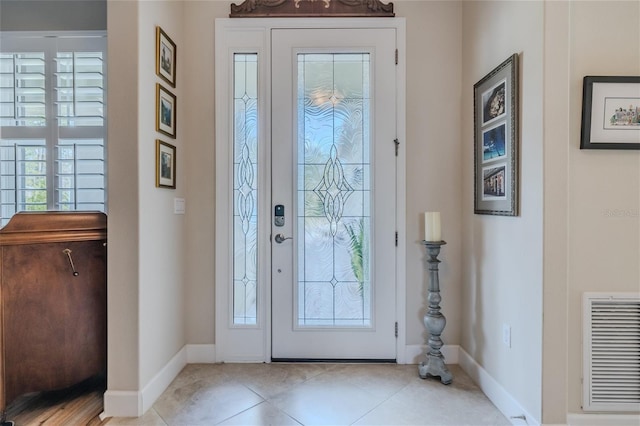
[274,233,293,244]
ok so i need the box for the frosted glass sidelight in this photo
[233,54,258,325]
[297,53,371,327]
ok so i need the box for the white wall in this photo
[461,0,544,422]
[106,0,186,402]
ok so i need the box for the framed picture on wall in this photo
[156,83,176,138]
[156,140,176,189]
[473,54,519,216]
[156,26,176,87]
[580,76,640,150]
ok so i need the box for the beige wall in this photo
[396,0,463,350]
[461,0,544,421]
[107,0,140,392]
[180,0,464,349]
[543,1,640,422]
[107,0,187,392]
[542,1,570,421]
[183,0,227,344]
[137,0,187,387]
[565,0,640,415]
[105,0,640,421]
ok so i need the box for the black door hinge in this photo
[394,138,399,156]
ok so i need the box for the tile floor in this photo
[106,363,510,426]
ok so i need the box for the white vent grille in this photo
[583,293,640,412]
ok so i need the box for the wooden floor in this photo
[4,376,108,426]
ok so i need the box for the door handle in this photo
[62,248,79,276]
[274,233,293,244]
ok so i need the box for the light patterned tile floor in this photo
[106,364,510,426]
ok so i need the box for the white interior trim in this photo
[567,413,640,426]
[102,344,216,419]
[404,344,459,365]
[186,344,216,363]
[140,347,187,414]
[459,347,540,426]
[101,390,141,419]
[394,19,407,365]
[215,17,407,363]
[102,346,188,418]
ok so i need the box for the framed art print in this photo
[156,140,176,189]
[156,26,176,87]
[580,76,640,150]
[156,83,176,138]
[473,54,519,216]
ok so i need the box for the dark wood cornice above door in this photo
[230,0,394,18]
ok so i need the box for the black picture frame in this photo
[473,54,519,216]
[580,76,640,150]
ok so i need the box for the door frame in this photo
[214,17,406,363]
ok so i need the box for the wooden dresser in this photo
[0,212,107,414]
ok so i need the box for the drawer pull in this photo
[62,249,79,276]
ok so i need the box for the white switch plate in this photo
[502,324,511,348]
[174,198,185,214]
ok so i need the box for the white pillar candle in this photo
[424,211,441,242]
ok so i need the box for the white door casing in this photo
[215,18,406,363]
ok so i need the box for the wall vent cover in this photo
[583,293,640,412]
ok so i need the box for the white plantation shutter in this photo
[0,32,106,226]
[0,52,46,126]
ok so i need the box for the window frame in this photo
[0,31,107,226]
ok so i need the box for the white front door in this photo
[215,19,405,363]
[271,28,398,360]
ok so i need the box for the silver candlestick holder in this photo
[418,240,453,385]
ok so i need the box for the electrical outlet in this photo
[502,324,511,348]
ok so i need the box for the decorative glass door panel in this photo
[297,53,371,327]
[233,53,258,325]
[271,28,397,359]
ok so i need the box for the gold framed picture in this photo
[156,26,176,87]
[156,83,176,138]
[156,140,176,189]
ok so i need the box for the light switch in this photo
[174,198,185,214]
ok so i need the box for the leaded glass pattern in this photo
[233,54,258,325]
[297,53,371,327]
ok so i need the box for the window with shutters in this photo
[0,32,107,227]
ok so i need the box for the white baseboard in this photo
[102,344,216,418]
[567,413,640,426]
[102,390,142,418]
[458,347,540,426]
[140,347,188,414]
[186,344,216,363]
[102,345,192,418]
[404,344,459,364]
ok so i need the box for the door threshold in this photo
[271,358,397,363]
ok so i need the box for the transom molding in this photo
[230,0,394,17]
